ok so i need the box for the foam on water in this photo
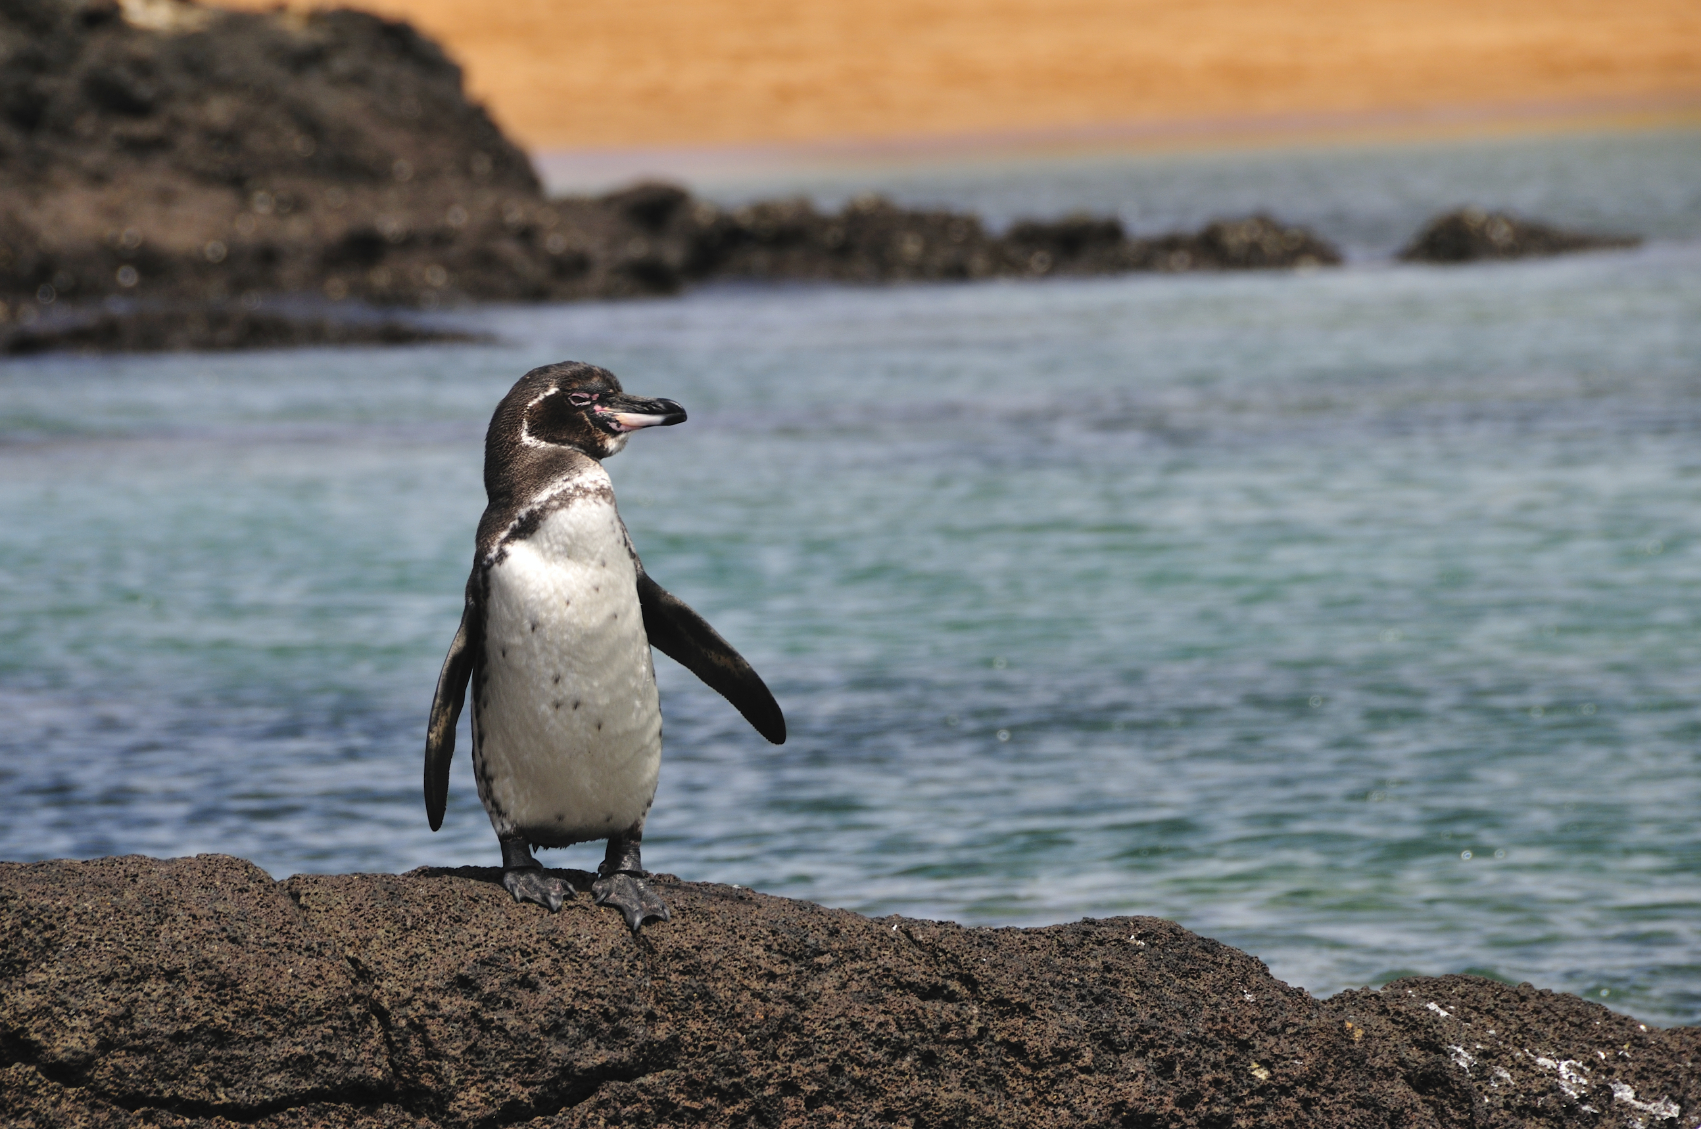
[2,131,1699,1024]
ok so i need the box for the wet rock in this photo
[1399,208,1640,263]
[2,855,1695,1128]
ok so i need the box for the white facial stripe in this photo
[518,389,558,448]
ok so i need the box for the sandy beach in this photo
[208,0,1701,151]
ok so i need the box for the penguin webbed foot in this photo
[498,838,570,912]
[592,870,670,933]
[503,865,571,912]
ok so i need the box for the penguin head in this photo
[496,361,687,463]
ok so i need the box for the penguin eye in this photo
[567,391,598,408]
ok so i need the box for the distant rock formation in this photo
[0,0,1340,351]
[2,855,1695,1127]
[0,0,556,312]
[660,193,1338,284]
[10,1,1647,356]
[1399,208,1640,263]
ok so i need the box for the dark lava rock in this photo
[0,0,555,309]
[0,303,489,353]
[1188,214,1344,270]
[0,855,392,1116]
[1399,208,1641,263]
[2,855,1695,1128]
[999,212,1345,276]
[681,196,1340,283]
[0,0,1343,346]
[0,0,741,316]
[685,194,1003,283]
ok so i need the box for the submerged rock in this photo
[1399,208,1640,263]
[1,855,1695,1127]
[0,303,489,353]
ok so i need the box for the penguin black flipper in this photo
[425,585,482,831]
[636,570,786,745]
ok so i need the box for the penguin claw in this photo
[503,867,570,912]
[592,871,671,933]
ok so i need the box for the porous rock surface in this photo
[1,855,1695,1128]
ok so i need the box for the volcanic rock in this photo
[0,0,1342,350]
[0,0,759,315]
[1002,211,1344,276]
[676,197,1341,284]
[1398,208,1640,263]
[2,854,1695,1128]
[0,0,550,311]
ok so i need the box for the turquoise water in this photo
[3,131,1700,1025]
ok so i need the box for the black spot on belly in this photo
[531,621,538,632]
[573,700,580,710]
[501,647,507,658]
[556,812,565,822]
[596,720,602,731]
[552,674,560,684]
[553,700,562,710]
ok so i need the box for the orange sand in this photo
[211,0,1701,151]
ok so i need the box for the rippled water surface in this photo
[3,131,1700,1024]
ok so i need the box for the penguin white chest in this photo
[473,489,661,846]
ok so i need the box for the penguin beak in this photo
[595,395,687,433]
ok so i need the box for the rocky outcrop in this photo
[0,0,585,312]
[0,0,1649,356]
[1398,208,1641,263]
[0,0,1340,352]
[661,195,1338,284]
[2,855,1695,1128]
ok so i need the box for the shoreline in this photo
[533,95,1701,194]
[0,1,1662,356]
[0,202,1641,356]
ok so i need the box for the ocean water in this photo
[3,130,1700,1025]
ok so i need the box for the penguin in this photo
[425,361,785,932]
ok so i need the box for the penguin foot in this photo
[502,866,570,912]
[592,871,670,933]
